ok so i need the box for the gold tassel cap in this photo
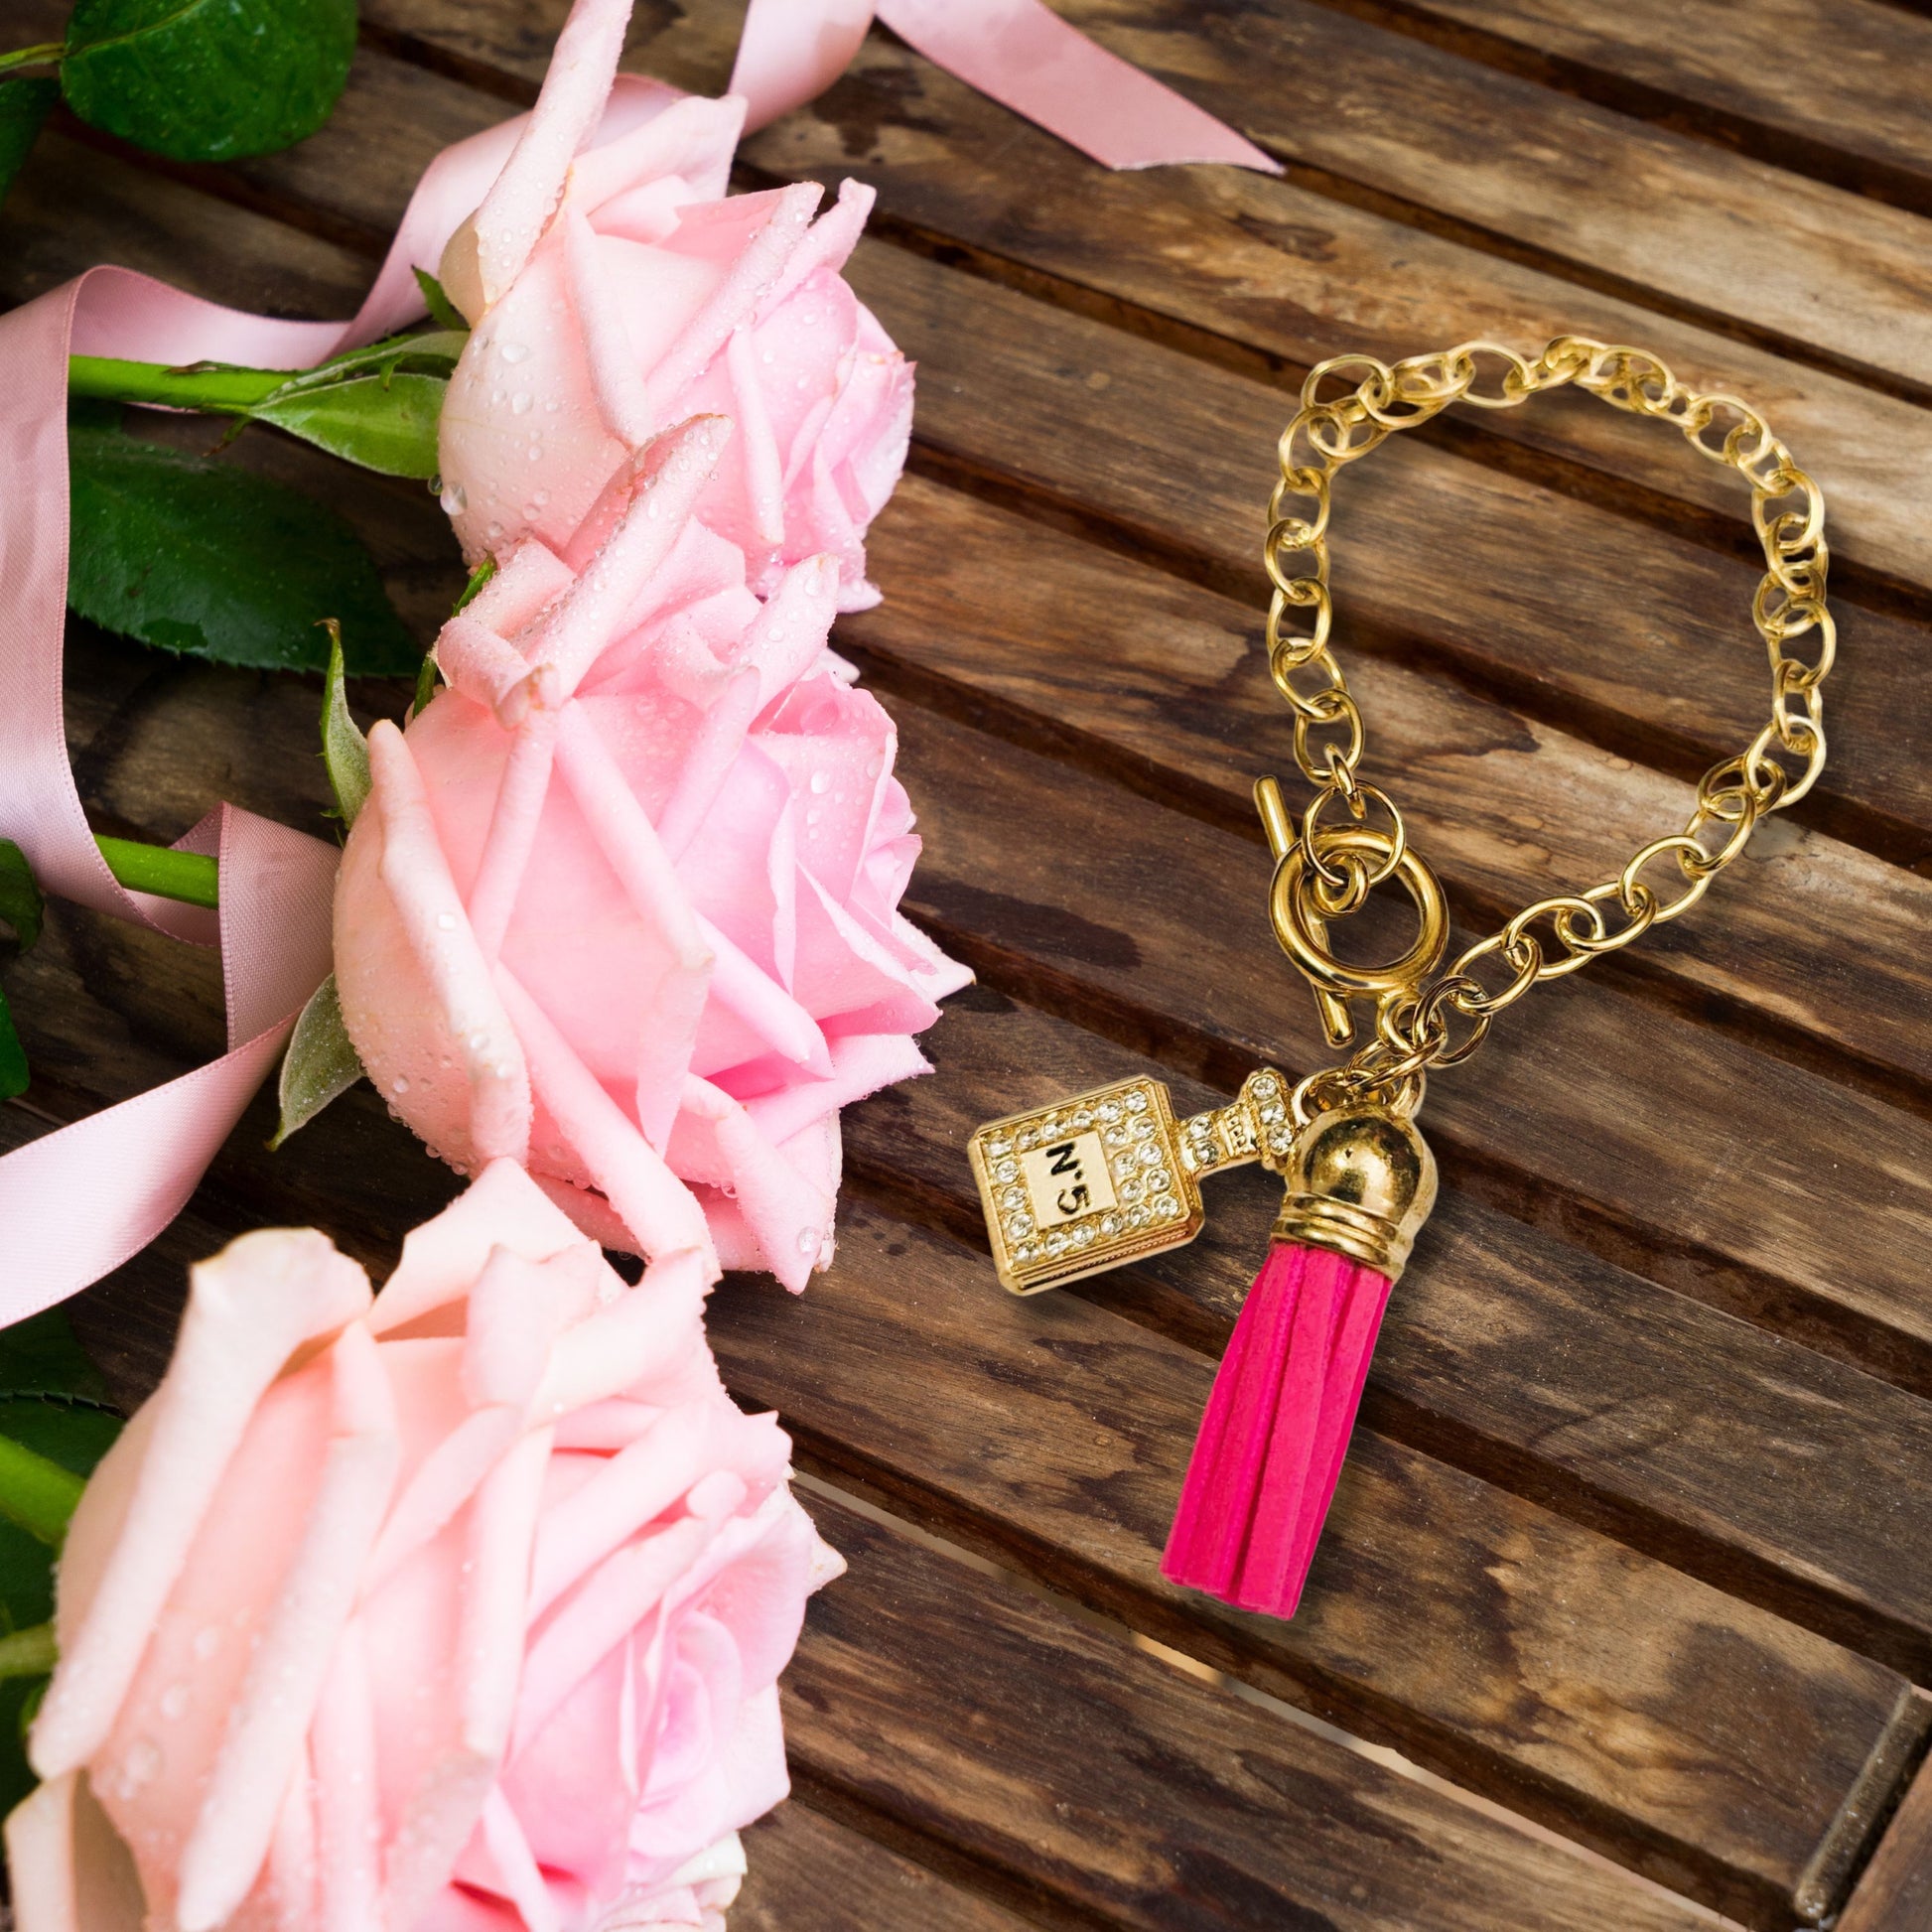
[1271,1105,1437,1284]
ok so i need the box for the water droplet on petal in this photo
[809,770,830,794]
[435,910,456,930]
[511,392,532,416]
[796,1227,820,1256]
[159,1684,188,1722]
[498,341,531,364]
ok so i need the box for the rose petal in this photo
[35,1230,371,1778]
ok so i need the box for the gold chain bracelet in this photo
[1259,336,1832,1120]
[967,345,1832,1623]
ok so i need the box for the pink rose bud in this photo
[335,420,968,1291]
[436,19,910,611]
[6,1161,839,1932]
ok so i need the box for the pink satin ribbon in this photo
[0,0,1271,1322]
[733,0,1280,171]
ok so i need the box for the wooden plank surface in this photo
[711,1198,1927,1923]
[735,1800,1040,1932]
[788,1494,1731,1932]
[1325,0,1932,212]
[4,0,1931,1926]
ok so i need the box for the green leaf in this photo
[61,0,356,164]
[307,331,469,381]
[0,1673,41,1823]
[0,841,44,953]
[256,370,447,480]
[414,266,468,333]
[67,415,419,675]
[0,987,27,1103]
[0,1312,118,1820]
[271,973,363,1147]
[0,840,41,1102]
[71,333,464,481]
[0,1307,109,1410]
[0,74,56,207]
[321,624,371,824]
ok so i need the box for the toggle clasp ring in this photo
[1268,826,1450,1025]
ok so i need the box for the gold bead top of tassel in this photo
[1270,1105,1438,1284]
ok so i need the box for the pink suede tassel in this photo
[1162,1241,1392,1619]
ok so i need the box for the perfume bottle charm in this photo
[968,1068,1297,1296]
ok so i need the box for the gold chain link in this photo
[1265,336,1832,1117]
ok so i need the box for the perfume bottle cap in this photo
[1271,1105,1437,1283]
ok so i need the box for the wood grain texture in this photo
[2,131,370,321]
[735,1801,1043,1932]
[1052,0,1932,394]
[709,1200,1925,1925]
[360,0,1932,602]
[1323,0,1932,212]
[788,1495,1732,1932]
[850,472,1932,1103]
[841,239,1932,871]
[887,704,1932,1385]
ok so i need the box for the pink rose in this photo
[7,1161,838,1932]
[436,0,910,609]
[334,418,967,1290]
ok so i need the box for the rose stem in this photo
[68,355,289,417]
[95,837,219,908]
[0,1436,84,1547]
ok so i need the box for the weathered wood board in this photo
[4,0,1930,1926]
